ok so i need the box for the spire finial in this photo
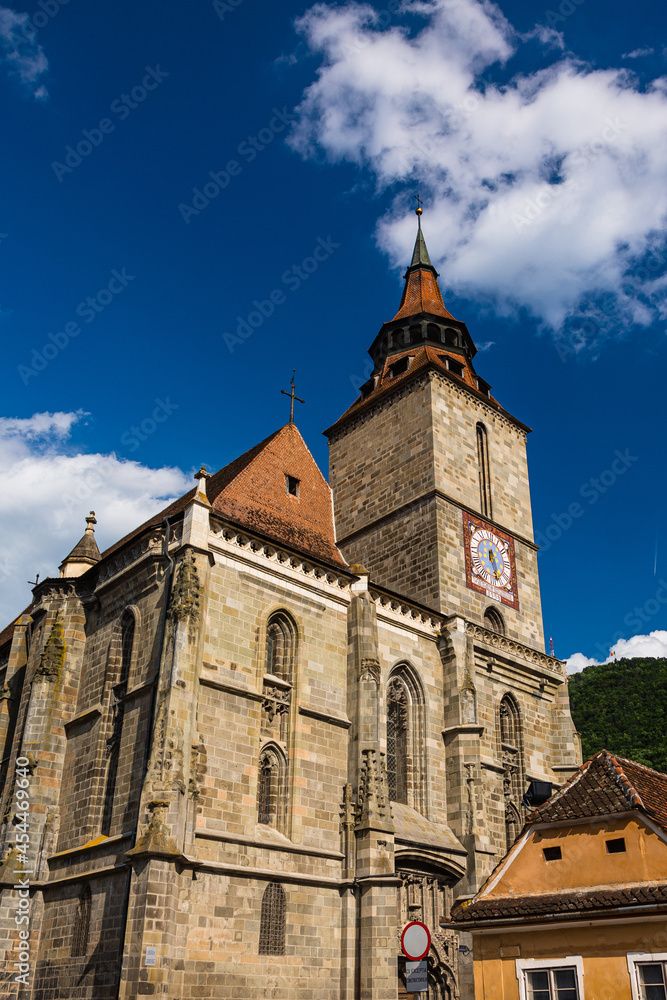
[194,466,211,500]
[85,511,96,534]
[414,192,423,218]
[280,370,305,424]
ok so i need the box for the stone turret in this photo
[58,511,100,577]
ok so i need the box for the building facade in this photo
[450,750,667,1000]
[0,215,580,999]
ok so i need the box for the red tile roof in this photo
[0,605,34,654]
[100,424,346,570]
[0,426,347,646]
[391,268,457,323]
[325,345,523,438]
[449,750,667,927]
[525,750,667,830]
[210,422,346,568]
[452,883,667,923]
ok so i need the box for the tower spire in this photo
[410,194,433,269]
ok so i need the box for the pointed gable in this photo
[209,422,346,569]
[451,750,667,926]
[526,750,667,830]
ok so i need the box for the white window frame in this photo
[516,956,585,1000]
[627,951,667,1000]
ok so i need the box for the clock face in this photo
[463,514,519,610]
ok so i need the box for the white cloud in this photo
[622,47,654,60]
[566,630,667,673]
[0,411,191,627]
[0,6,48,99]
[291,0,667,348]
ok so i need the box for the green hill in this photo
[568,657,667,773]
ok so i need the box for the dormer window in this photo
[360,375,378,399]
[286,475,300,497]
[476,377,491,397]
[447,358,464,378]
[389,356,411,379]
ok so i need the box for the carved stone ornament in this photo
[356,748,393,829]
[167,550,202,626]
[340,782,355,832]
[358,657,381,684]
[464,620,565,673]
[262,683,291,724]
[35,614,66,680]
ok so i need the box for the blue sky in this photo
[0,0,666,669]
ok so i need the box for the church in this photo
[0,211,581,999]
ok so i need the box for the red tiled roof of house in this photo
[452,882,667,924]
[448,750,667,928]
[525,749,667,830]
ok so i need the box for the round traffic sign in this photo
[400,921,431,961]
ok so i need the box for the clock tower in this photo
[326,212,580,943]
[325,209,543,650]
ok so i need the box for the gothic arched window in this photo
[476,423,492,518]
[100,608,136,836]
[101,741,120,836]
[499,694,523,850]
[259,882,286,956]
[386,667,425,813]
[266,612,296,684]
[387,678,409,804]
[257,746,285,829]
[72,883,91,957]
[484,605,505,635]
[120,609,135,688]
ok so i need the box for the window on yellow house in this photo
[525,968,578,1000]
[628,952,667,1000]
[636,962,666,999]
[516,959,583,1000]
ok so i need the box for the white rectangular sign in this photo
[145,946,157,967]
[406,959,428,992]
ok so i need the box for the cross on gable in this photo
[281,370,305,423]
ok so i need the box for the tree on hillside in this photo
[568,657,667,773]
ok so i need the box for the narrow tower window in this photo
[72,883,91,957]
[286,475,300,496]
[476,422,492,518]
[257,747,285,829]
[259,882,286,955]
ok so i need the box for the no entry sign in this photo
[400,921,431,961]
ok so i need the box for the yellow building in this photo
[448,750,667,999]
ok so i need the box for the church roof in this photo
[0,607,33,652]
[100,423,346,570]
[209,421,346,568]
[325,344,529,438]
